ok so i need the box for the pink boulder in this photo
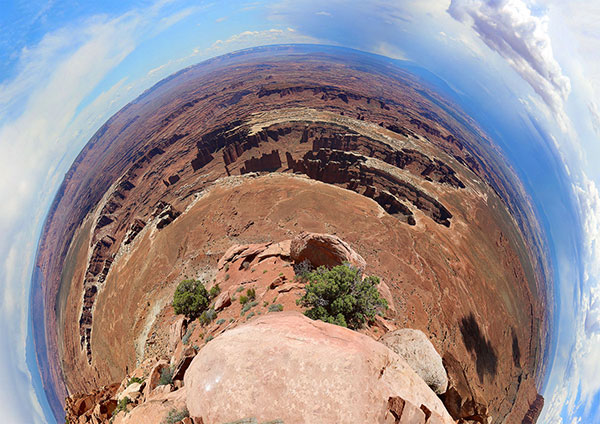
[184,312,453,423]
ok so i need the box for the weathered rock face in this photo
[113,389,188,424]
[522,394,544,424]
[64,383,119,424]
[169,317,187,353]
[144,360,170,399]
[118,381,143,402]
[380,329,448,395]
[290,231,367,271]
[440,353,489,423]
[184,312,454,424]
[240,149,282,174]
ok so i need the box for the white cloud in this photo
[372,41,408,60]
[571,175,600,401]
[541,173,600,423]
[588,102,600,136]
[0,2,205,422]
[448,0,571,131]
[202,27,320,57]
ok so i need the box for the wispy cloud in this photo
[0,2,207,422]
[448,0,571,131]
[206,27,318,53]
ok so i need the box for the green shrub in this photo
[268,304,284,313]
[182,324,195,345]
[209,284,221,300]
[205,335,214,343]
[239,295,249,305]
[172,279,209,319]
[199,308,217,325]
[296,264,387,329]
[162,407,189,424]
[241,300,258,316]
[246,288,256,300]
[127,376,144,387]
[114,396,131,416]
[293,259,313,280]
[216,318,226,325]
[158,367,173,386]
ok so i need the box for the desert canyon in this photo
[31,45,550,424]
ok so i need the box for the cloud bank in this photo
[444,1,600,422]
[0,2,208,422]
[448,0,571,130]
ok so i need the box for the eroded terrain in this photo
[32,45,550,423]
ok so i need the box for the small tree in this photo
[158,366,173,386]
[209,284,221,299]
[172,279,209,319]
[297,264,387,329]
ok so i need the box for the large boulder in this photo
[213,291,231,311]
[184,312,453,423]
[380,329,448,394]
[118,381,144,402]
[290,232,366,271]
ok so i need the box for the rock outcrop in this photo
[240,149,282,174]
[522,394,544,424]
[290,231,367,271]
[440,354,489,423]
[66,312,457,424]
[287,146,454,226]
[184,312,454,423]
[380,329,448,395]
[64,383,119,424]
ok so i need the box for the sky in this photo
[0,0,599,423]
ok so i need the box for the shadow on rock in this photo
[511,327,521,368]
[459,313,498,382]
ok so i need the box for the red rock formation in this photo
[522,394,544,424]
[290,231,367,271]
[124,218,146,245]
[64,383,119,424]
[154,203,180,230]
[288,147,454,226]
[240,149,282,174]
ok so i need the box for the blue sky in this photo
[0,1,599,423]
